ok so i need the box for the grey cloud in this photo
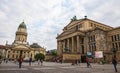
[0,0,120,50]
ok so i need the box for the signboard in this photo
[87,52,92,56]
[95,51,103,58]
[87,52,92,58]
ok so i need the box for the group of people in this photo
[18,57,43,68]
[2,56,118,72]
[71,56,117,72]
[85,56,118,72]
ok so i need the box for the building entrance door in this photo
[81,56,86,63]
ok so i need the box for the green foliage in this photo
[34,53,45,60]
[51,51,57,57]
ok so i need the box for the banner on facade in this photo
[87,52,92,56]
[87,52,92,58]
[95,51,103,58]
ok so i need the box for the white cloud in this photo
[0,0,120,50]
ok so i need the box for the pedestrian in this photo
[4,58,6,63]
[112,57,117,72]
[60,59,62,64]
[78,59,80,66]
[29,58,32,66]
[86,57,91,68]
[40,59,43,66]
[38,59,40,65]
[6,58,8,63]
[14,58,17,63]
[18,57,23,68]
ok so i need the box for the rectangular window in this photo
[12,55,14,58]
[79,24,82,28]
[88,37,90,42]
[91,23,93,27]
[111,36,114,42]
[114,35,117,41]
[112,43,114,48]
[94,43,96,51]
[82,45,84,54]
[119,42,120,48]
[119,34,120,41]
[75,25,78,31]
[116,43,118,48]
[91,44,94,54]
[81,38,84,44]
[117,34,119,41]
[93,35,95,42]
[90,36,92,42]
[118,34,120,41]
[89,44,91,52]
[89,36,92,42]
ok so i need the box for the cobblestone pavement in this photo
[0,61,120,73]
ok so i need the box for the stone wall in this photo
[62,53,81,62]
[45,55,54,61]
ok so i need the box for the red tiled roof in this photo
[0,45,6,49]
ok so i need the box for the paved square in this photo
[0,61,119,73]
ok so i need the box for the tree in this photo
[51,51,57,57]
[34,53,45,60]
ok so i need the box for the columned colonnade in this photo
[57,35,85,55]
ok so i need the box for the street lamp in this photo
[112,48,118,58]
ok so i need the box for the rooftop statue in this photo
[71,15,77,21]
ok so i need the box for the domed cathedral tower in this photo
[14,21,28,45]
[5,21,46,60]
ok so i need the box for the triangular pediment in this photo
[66,19,83,27]
[12,44,30,51]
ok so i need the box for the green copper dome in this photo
[18,21,26,29]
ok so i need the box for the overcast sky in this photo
[0,0,120,50]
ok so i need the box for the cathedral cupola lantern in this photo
[14,21,27,44]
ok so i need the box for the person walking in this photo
[86,57,91,68]
[78,59,80,66]
[40,59,43,66]
[38,59,40,65]
[112,57,117,72]
[29,58,32,66]
[18,57,23,68]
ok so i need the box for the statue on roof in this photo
[71,15,77,21]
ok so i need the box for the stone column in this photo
[57,41,62,55]
[72,37,74,53]
[59,41,63,55]
[57,41,59,55]
[84,37,87,54]
[63,40,65,52]
[77,35,80,53]
[67,38,70,51]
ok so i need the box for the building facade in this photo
[5,21,46,61]
[56,16,120,63]
[0,45,6,61]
